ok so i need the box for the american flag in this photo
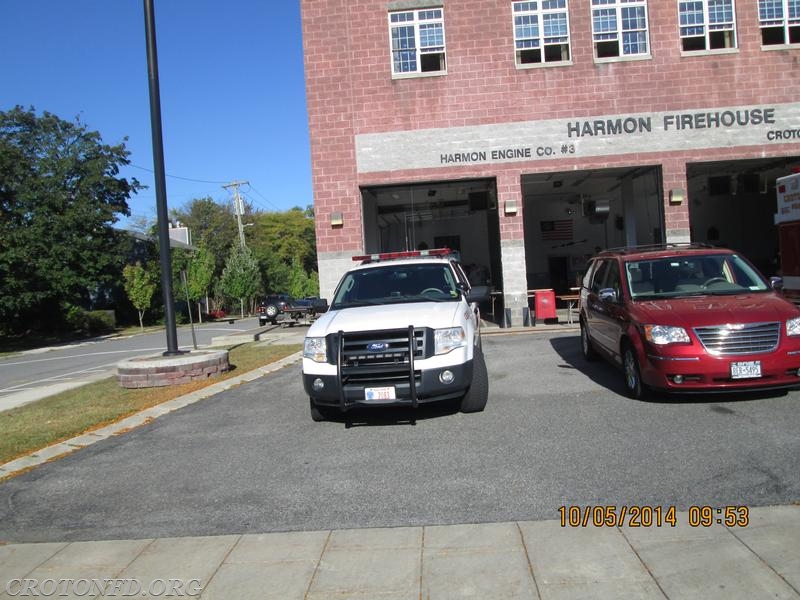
[540,219,573,241]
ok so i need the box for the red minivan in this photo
[579,244,800,398]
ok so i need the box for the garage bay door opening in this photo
[521,166,663,295]
[362,179,501,288]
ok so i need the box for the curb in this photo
[0,351,302,481]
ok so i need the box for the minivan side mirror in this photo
[598,287,618,303]
[770,276,784,291]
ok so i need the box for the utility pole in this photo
[223,180,249,248]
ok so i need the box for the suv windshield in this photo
[625,253,770,299]
[331,263,460,309]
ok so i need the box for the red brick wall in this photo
[302,0,800,253]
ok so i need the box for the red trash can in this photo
[534,289,557,321]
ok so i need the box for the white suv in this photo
[302,249,490,421]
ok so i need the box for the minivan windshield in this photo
[331,263,460,309]
[625,253,770,299]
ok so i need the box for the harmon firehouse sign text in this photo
[355,102,800,173]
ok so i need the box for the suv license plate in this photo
[730,361,761,379]
[365,386,396,401]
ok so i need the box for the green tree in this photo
[287,257,320,298]
[185,246,215,322]
[218,245,259,318]
[0,106,141,332]
[171,197,239,279]
[249,207,317,294]
[122,262,156,331]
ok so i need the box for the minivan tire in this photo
[622,343,645,400]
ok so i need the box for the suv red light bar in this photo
[352,248,453,262]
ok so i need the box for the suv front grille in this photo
[693,322,780,355]
[337,328,428,368]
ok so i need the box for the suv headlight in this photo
[644,325,690,345]
[303,337,327,362]
[787,317,800,337]
[435,327,466,355]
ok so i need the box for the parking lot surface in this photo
[1,329,799,598]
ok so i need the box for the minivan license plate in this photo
[730,361,761,379]
[365,386,396,401]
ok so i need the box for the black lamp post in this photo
[143,0,180,355]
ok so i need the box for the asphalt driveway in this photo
[1,330,799,543]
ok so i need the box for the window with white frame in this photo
[678,0,737,52]
[591,0,650,59]
[389,8,446,76]
[759,0,800,45]
[512,1,571,66]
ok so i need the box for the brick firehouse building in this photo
[301,0,799,325]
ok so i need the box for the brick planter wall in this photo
[117,350,230,389]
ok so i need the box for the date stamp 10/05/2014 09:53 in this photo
[559,505,750,529]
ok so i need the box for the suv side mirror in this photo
[598,287,618,303]
[466,285,490,303]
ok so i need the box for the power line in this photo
[239,189,276,213]
[128,163,228,185]
[246,184,282,211]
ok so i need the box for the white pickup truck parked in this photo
[301,249,490,421]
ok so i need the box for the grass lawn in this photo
[0,342,301,466]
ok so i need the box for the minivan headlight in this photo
[435,327,466,355]
[644,325,690,345]
[303,337,327,362]
[787,317,800,337]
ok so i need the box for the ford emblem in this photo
[367,342,389,351]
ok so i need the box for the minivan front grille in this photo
[693,322,780,355]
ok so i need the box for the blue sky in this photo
[1,1,312,228]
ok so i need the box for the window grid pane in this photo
[513,0,570,63]
[593,0,648,55]
[708,0,733,25]
[679,1,705,36]
[419,23,443,49]
[680,0,735,46]
[515,14,541,46]
[389,8,446,74]
[760,0,782,21]
[593,8,618,35]
[543,12,568,42]
[759,0,798,43]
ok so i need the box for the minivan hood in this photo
[631,292,800,328]
[307,302,462,336]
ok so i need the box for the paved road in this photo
[1,330,798,543]
[0,317,269,410]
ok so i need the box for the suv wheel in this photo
[580,321,597,361]
[622,344,645,399]
[460,348,488,413]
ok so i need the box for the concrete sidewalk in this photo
[2,506,799,599]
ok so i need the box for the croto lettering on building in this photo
[301,0,799,325]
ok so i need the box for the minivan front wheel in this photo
[622,344,645,400]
